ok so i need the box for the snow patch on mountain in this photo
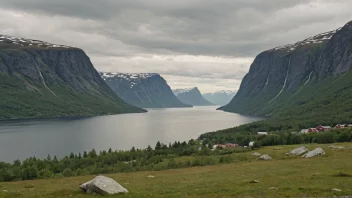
[0,35,71,48]
[204,90,236,96]
[173,87,197,96]
[100,72,159,88]
[270,28,341,52]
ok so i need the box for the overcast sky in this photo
[0,0,351,93]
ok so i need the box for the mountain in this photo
[100,72,191,108]
[219,20,352,123]
[203,90,237,105]
[0,35,145,120]
[173,87,214,106]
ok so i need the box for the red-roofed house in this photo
[316,125,331,132]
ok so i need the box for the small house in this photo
[213,144,226,149]
[225,143,238,148]
[308,128,317,133]
[335,124,345,129]
[316,125,331,132]
[257,132,268,135]
[300,129,309,133]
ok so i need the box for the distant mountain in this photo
[100,72,191,108]
[203,90,237,105]
[0,35,145,120]
[219,20,352,124]
[173,87,213,106]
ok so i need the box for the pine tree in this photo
[131,147,136,152]
[46,154,51,161]
[147,145,152,152]
[69,153,75,159]
[155,141,161,150]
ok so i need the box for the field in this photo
[0,143,351,198]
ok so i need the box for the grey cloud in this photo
[0,0,351,91]
[2,0,351,57]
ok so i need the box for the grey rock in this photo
[302,148,325,158]
[328,145,345,149]
[258,154,272,160]
[80,175,128,195]
[249,180,260,183]
[332,188,342,192]
[269,187,278,190]
[252,152,261,156]
[288,146,309,155]
[146,175,155,178]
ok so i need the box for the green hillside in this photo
[0,143,351,198]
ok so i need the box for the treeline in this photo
[1,127,351,182]
[200,117,352,141]
[201,128,352,148]
[0,140,249,182]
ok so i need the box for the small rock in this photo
[329,145,345,149]
[269,187,278,190]
[80,175,128,195]
[258,154,272,160]
[288,146,309,155]
[302,148,325,158]
[147,175,155,178]
[2,190,8,192]
[249,180,260,183]
[332,188,342,192]
[252,152,261,156]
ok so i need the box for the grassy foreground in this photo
[0,143,351,198]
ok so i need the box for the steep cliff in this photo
[0,35,145,119]
[203,90,236,105]
[220,20,352,121]
[173,87,213,106]
[100,72,191,108]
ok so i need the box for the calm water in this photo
[0,106,263,162]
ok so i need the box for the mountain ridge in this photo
[203,90,236,105]
[0,35,145,119]
[100,72,191,108]
[173,87,214,106]
[219,20,352,123]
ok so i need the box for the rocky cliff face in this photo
[100,72,191,108]
[0,35,145,119]
[220,20,352,117]
[173,87,213,106]
[203,90,236,105]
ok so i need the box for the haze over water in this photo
[0,106,263,162]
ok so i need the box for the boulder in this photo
[258,154,272,160]
[252,152,261,156]
[80,176,128,195]
[287,146,309,155]
[302,148,325,158]
[328,145,345,149]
